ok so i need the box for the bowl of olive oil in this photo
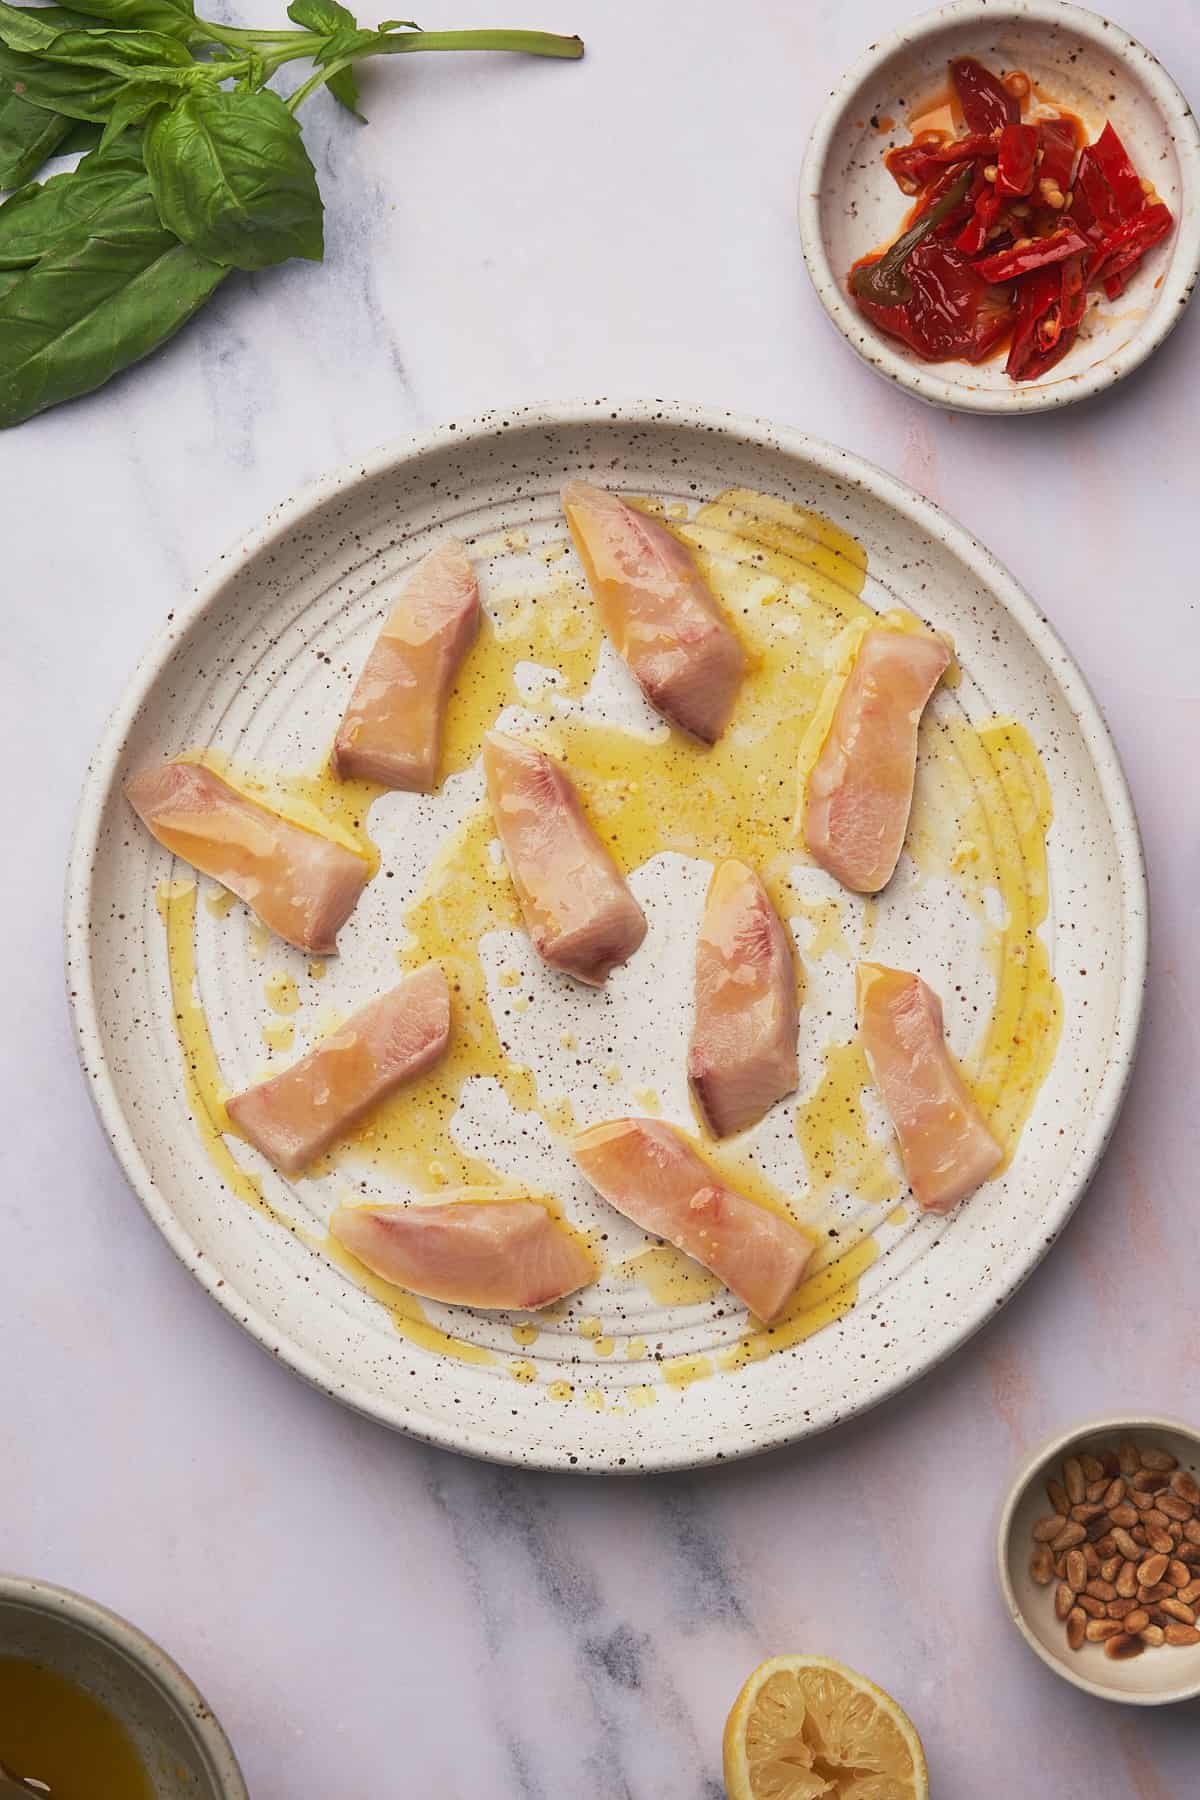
[0,1577,246,1799]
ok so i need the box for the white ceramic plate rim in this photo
[798,0,1200,415]
[995,1414,1200,1704]
[0,1573,249,1793]
[65,399,1148,1471]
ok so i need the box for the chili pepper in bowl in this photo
[850,54,1175,383]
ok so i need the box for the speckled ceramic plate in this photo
[67,402,1146,1472]
[799,0,1200,413]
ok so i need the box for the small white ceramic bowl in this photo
[0,1576,248,1796]
[997,1416,1200,1705]
[799,0,1200,412]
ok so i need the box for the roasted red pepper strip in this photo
[1090,121,1145,217]
[1059,252,1087,329]
[996,122,1039,197]
[1097,201,1173,298]
[950,56,1019,135]
[850,165,974,306]
[1005,265,1060,378]
[974,225,1089,282]
[1037,117,1078,191]
[1018,324,1079,382]
[955,186,1003,255]
[1071,145,1122,231]
[885,132,995,193]
[855,240,1014,362]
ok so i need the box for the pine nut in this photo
[1157,1493,1192,1522]
[1035,1443,1198,1662]
[1085,1618,1122,1642]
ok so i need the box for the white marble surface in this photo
[2,0,1199,1792]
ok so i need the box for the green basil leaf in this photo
[35,27,193,73]
[0,35,191,121]
[0,0,66,52]
[0,85,71,184]
[0,42,127,118]
[286,0,356,32]
[0,178,225,425]
[325,63,362,120]
[144,88,322,271]
[377,19,419,28]
[60,0,195,38]
[0,139,146,263]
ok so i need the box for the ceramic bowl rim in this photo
[995,1413,1200,1704]
[0,1573,249,1794]
[64,398,1148,1471]
[798,0,1200,415]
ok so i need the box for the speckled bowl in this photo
[0,1577,248,1796]
[799,0,1200,412]
[997,1417,1200,1704]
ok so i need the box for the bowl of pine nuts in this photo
[997,1416,1200,1703]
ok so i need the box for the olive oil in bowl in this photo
[0,1656,153,1797]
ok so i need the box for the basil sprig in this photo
[0,0,582,424]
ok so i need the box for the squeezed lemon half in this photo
[723,1654,929,1800]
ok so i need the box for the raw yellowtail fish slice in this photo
[857,961,1002,1214]
[483,729,646,986]
[330,1195,597,1310]
[804,625,951,893]
[573,1118,812,1322]
[689,859,799,1138]
[227,964,450,1174]
[562,478,745,744]
[126,760,369,954]
[333,538,481,791]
